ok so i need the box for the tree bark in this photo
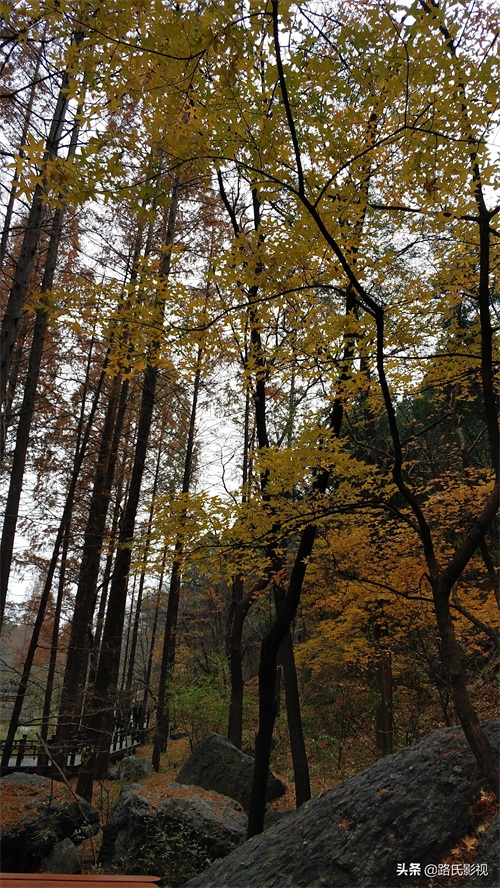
[77,180,180,799]
[278,627,311,806]
[0,345,104,775]
[55,373,127,763]
[0,67,73,414]
[36,520,71,773]
[0,103,82,626]
[153,347,202,771]
[76,363,158,799]
[0,21,48,272]
[125,434,164,693]
[0,206,65,627]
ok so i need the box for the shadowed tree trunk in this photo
[0,51,78,414]
[0,347,105,774]
[125,431,164,694]
[55,373,128,770]
[153,346,203,771]
[0,108,82,628]
[142,546,168,716]
[77,181,180,800]
[227,383,252,749]
[36,521,71,773]
[0,20,48,273]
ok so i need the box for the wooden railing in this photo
[0,709,150,775]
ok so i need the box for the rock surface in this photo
[40,837,82,874]
[465,814,500,888]
[0,772,100,873]
[99,780,247,885]
[185,721,499,888]
[118,754,152,783]
[176,732,286,811]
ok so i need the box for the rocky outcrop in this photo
[0,772,100,873]
[176,732,286,811]
[185,721,499,888]
[118,755,152,783]
[99,780,247,886]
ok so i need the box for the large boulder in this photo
[176,732,286,811]
[0,772,100,873]
[185,721,499,887]
[118,755,152,783]
[99,780,247,886]
[40,838,82,874]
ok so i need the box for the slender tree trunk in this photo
[153,348,202,771]
[0,21,48,272]
[125,434,163,694]
[0,207,65,626]
[248,520,326,837]
[375,655,393,756]
[120,573,137,695]
[227,580,252,749]
[1,328,27,465]
[55,373,127,766]
[92,475,126,661]
[77,182,180,799]
[0,347,104,774]
[227,383,251,748]
[76,363,158,799]
[278,627,311,806]
[434,582,498,794]
[219,176,311,794]
[36,520,71,773]
[142,547,168,715]
[247,317,349,835]
[0,105,82,626]
[0,68,73,413]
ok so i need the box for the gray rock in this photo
[185,721,499,888]
[0,772,100,873]
[465,814,500,887]
[99,781,246,886]
[40,838,82,874]
[176,732,286,811]
[118,755,152,783]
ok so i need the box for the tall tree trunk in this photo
[227,579,252,749]
[0,105,82,626]
[218,175,311,792]
[92,474,126,663]
[55,374,128,763]
[142,547,168,715]
[120,573,137,695]
[76,181,180,799]
[152,347,202,771]
[277,623,311,806]
[0,65,74,413]
[125,435,164,694]
[227,383,251,749]
[1,207,65,626]
[247,279,351,835]
[1,326,28,465]
[0,344,104,775]
[0,21,48,272]
[434,582,498,793]
[76,362,158,799]
[36,520,71,773]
